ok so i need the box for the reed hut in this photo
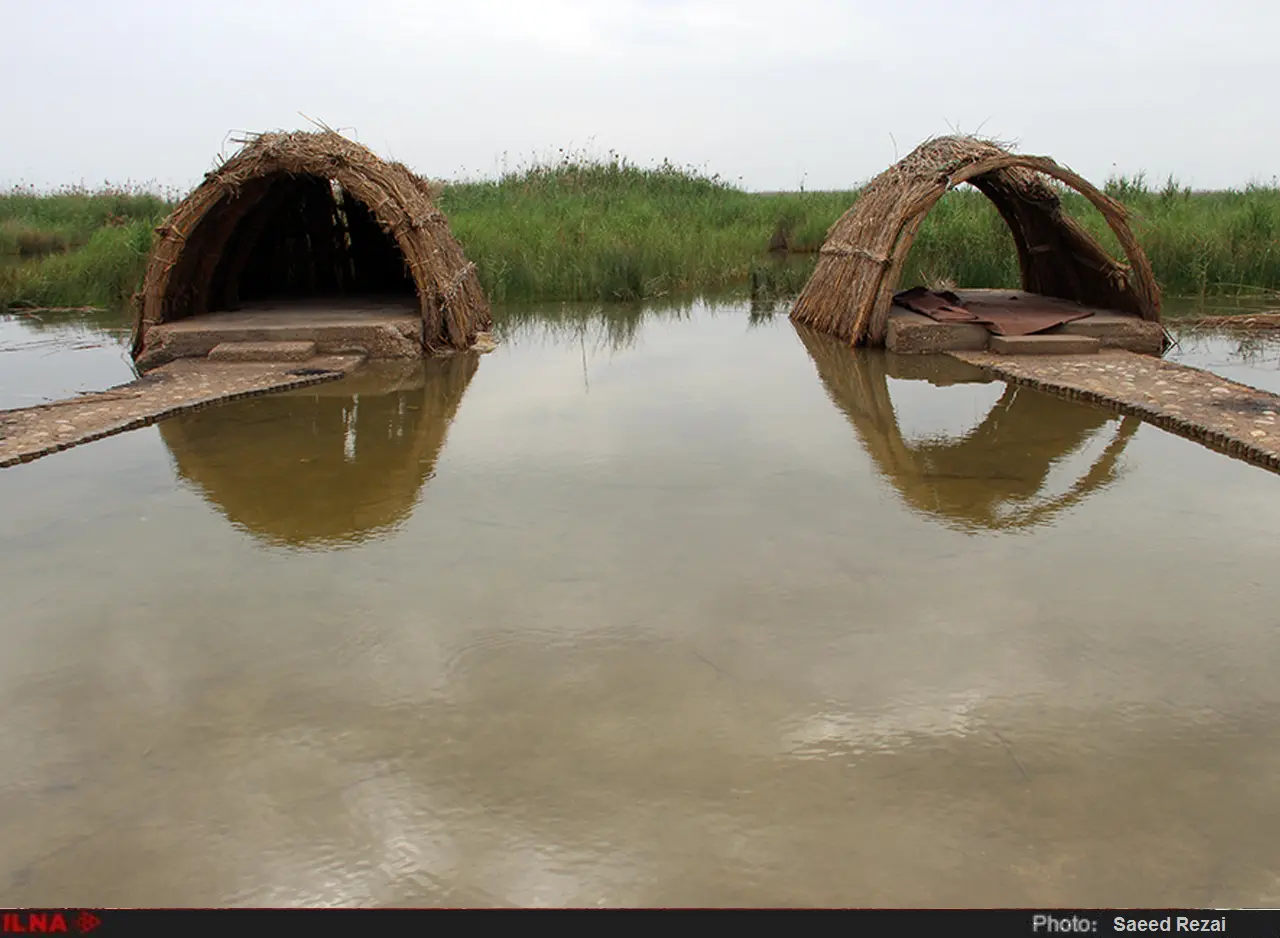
[791,136,1161,347]
[158,355,477,548]
[132,130,491,368]
[795,324,1138,531]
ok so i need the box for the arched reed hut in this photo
[132,131,491,370]
[791,136,1161,349]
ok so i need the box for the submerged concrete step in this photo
[988,334,1100,355]
[207,341,317,363]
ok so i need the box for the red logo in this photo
[2,912,68,933]
[0,912,99,935]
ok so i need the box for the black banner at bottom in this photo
[1,907,1277,934]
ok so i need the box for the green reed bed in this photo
[884,177,1280,301]
[1,220,159,310]
[2,162,1279,312]
[0,185,172,257]
[0,185,173,310]
[438,155,853,303]
[1076,177,1280,301]
[443,164,1280,304]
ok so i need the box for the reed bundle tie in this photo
[406,210,446,231]
[440,262,477,306]
[820,245,890,266]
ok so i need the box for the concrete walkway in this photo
[950,349,1280,474]
[0,355,363,468]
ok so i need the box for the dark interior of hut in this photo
[204,174,416,314]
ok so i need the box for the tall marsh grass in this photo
[2,159,1279,312]
[897,177,1280,299]
[437,152,853,303]
[0,184,173,257]
[0,183,173,310]
[0,221,158,309]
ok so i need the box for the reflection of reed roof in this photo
[791,135,1161,347]
[795,325,1138,532]
[133,130,490,358]
[158,355,478,548]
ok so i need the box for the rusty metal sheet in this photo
[892,287,978,322]
[893,288,1094,336]
[961,295,1094,336]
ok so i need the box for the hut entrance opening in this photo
[889,175,1143,340]
[897,189,1021,296]
[197,173,416,319]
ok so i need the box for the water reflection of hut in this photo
[791,135,1161,348]
[133,130,491,370]
[157,354,478,548]
[795,325,1139,532]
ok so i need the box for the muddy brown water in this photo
[2,299,1279,908]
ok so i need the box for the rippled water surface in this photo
[1164,295,1280,393]
[2,299,1279,907]
[1167,330,1280,395]
[0,310,134,409]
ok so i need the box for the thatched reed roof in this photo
[157,354,478,548]
[791,136,1161,346]
[795,324,1138,532]
[133,130,490,357]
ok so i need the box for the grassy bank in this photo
[0,185,171,256]
[0,184,172,309]
[440,159,1280,303]
[3,159,1279,312]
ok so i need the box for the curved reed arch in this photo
[791,136,1161,347]
[132,130,491,361]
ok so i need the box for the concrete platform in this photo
[1055,315,1165,354]
[208,341,317,363]
[886,310,989,354]
[136,299,424,370]
[885,291,1166,355]
[989,334,1100,355]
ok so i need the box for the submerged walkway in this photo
[950,349,1280,474]
[0,355,363,468]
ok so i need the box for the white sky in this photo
[2,0,1276,193]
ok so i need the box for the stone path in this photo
[0,355,363,468]
[950,349,1280,474]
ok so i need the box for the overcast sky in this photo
[3,0,1276,193]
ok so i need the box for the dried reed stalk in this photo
[1180,312,1280,330]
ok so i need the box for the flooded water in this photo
[1167,329,1280,396]
[2,299,1280,908]
[1164,294,1280,395]
[0,310,135,409]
